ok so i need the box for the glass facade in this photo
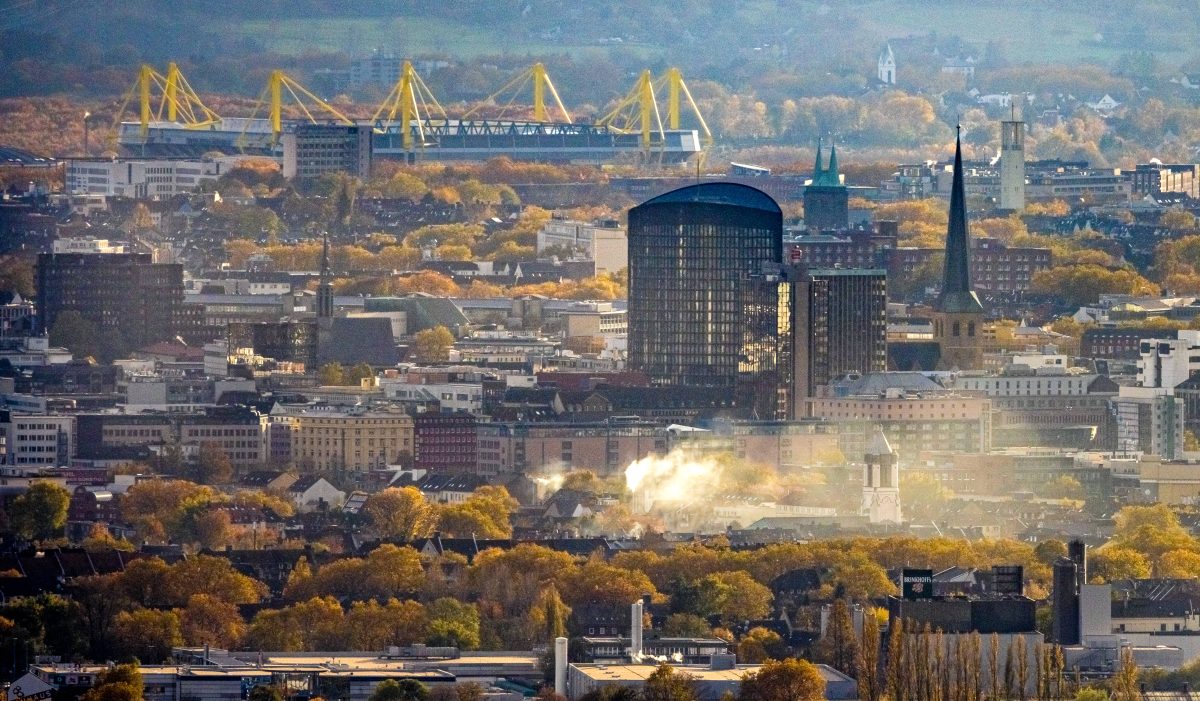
[628,184,793,419]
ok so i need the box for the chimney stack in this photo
[630,600,644,660]
[554,637,568,697]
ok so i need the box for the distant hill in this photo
[3,0,1199,102]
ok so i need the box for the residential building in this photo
[536,218,628,273]
[1128,163,1199,199]
[476,420,666,476]
[74,407,266,470]
[1113,389,1184,459]
[413,411,477,472]
[627,183,797,420]
[282,124,373,180]
[808,373,992,461]
[0,412,72,467]
[784,221,897,270]
[51,238,126,254]
[274,405,414,472]
[893,237,1052,296]
[1135,330,1200,390]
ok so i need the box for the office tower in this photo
[804,267,888,398]
[627,183,795,420]
[933,129,986,370]
[37,252,183,353]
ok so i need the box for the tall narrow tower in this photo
[999,106,1025,211]
[317,231,334,326]
[933,127,986,371]
[861,426,901,523]
[878,44,896,85]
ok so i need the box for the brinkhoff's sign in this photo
[901,568,934,600]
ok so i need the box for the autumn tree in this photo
[817,598,860,675]
[1087,547,1152,583]
[112,608,182,662]
[9,481,70,540]
[739,658,826,701]
[345,599,429,650]
[180,594,246,649]
[693,570,772,623]
[438,486,517,538]
[857,609,882,701]
[81,663,144,701]
[642,664,699,701]
[1110,646,1139,701]
[364,487,437,541]
[413,325,456,363]
[527,583,571,644]
[1030,265,1159,308]
[738,627,785,664]
[195,442,234,485]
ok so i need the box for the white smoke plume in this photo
[625,448,727,513]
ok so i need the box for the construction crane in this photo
[461,62,572,123]
[370,60,447,150]
[597,67,712,151]
[242,70,356,146]
[113,63,222,138]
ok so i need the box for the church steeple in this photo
[937,128,984,314]
[317,230,334,321]
[826,143,840,185]
[813,138,825,180]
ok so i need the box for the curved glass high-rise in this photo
[627,183,792,419]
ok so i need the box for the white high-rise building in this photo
[861,426,902,523]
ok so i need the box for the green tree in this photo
[10,481,70,540]
[247,685,285,701]
[347,362,376,385]
[738,658,826,701]
[318,362,346,385]
[49,309,100,359]
[662,613,711,638]
[413,326,455,363]
[427,598,481,650]
[370,679,430,701]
